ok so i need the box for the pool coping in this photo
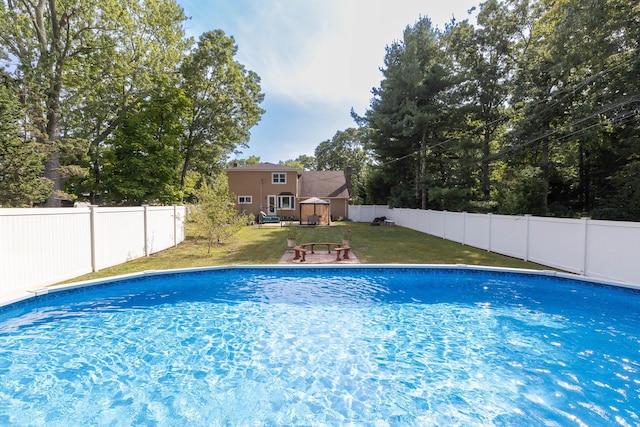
[2,264,639,309]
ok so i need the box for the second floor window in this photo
[272,173,286,184]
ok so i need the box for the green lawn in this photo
[65,222,548,283]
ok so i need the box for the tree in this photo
[0,0,188,206]
[314,128,371,203]
[446,0,528,198]
[365,17,459,208]
[227,156,262,167]
[279,155,315,170]
[100,83,189,205]
[0,73,51,206]
[179,30,265,193]
[508,0,640,217]
[189,175,249,252]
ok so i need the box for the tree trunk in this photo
[41,0,64,207]
[44,97,62,207]
[578,141,585,211]
[482,128,491,198]
[540,137,549,215]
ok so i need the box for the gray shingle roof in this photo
[226,162,299,172]
[300,171,349,198]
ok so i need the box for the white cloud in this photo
[179,0,480,162]
[225,0,479,111]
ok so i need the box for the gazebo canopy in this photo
[299,197,331,225]
[300,197,330,205]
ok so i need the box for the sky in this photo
[179,0,481,164]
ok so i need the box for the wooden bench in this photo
[293,246,307,262]
[334,246,350,261]
[300,242,341,254]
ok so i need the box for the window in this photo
[238,196,252,204]
[272,173,286,184]
[277,195,295,210]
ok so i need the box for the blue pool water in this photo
[0,267,639,426]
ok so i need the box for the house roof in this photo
[226,162,298,172]
[300,171,349,199]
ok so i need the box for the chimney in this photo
[344,165,352,195]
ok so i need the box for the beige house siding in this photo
[227,169,299,219]
[226,163,350,222]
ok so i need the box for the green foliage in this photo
[179,30,265,188]
[189,176,250,252]
[0,0,189,206]
[365,17,462,209]
[359,0,640,219]
[101,84,188,205]
[594,161,640,220]
[314,128,371,203]
[227,156,262,167]
[0,76,51,207]
[492,165,547,216]
[279,155,316,170]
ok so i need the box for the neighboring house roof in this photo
[226,162,298,172]
[300,171,349,199]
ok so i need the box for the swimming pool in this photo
[0,266,639,425]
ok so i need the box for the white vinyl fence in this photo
[0,206,186,297]
[349,205,640,285]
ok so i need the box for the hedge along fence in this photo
[0,205,186,298]
[348,205,640,286]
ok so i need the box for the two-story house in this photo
[226,162,351,223]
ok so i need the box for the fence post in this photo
[173,205,178,247]
[487,213,493,252]
[581,217,589,275]
[143,205,149,256]
[443,210,447,240]
[524,215,531,262]
[462,212,466,245]
[89,205,98,272]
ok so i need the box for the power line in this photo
[371,49,639,171]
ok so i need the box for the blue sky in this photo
[179,0,480,164]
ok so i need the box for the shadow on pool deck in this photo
[279,248,360,264]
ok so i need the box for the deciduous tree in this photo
[0,0,188,205]
[179,30,265,193]
[189,175,249,252]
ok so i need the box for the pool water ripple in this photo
[0,267,639,425]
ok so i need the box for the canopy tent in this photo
[299,197,331,225]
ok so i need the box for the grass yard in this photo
[65,221,548,283]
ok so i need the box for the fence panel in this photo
[585,220,640,283]
[0,208,92,295]
[490,215,528,259]
[428,210,446,238]
[526,217,586,274]
[348,205,391,223]
[463,213,490,250]
[146,206,180,254]
[94,207,146,270]
[1,206,186,298]
[444,212,465,244]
